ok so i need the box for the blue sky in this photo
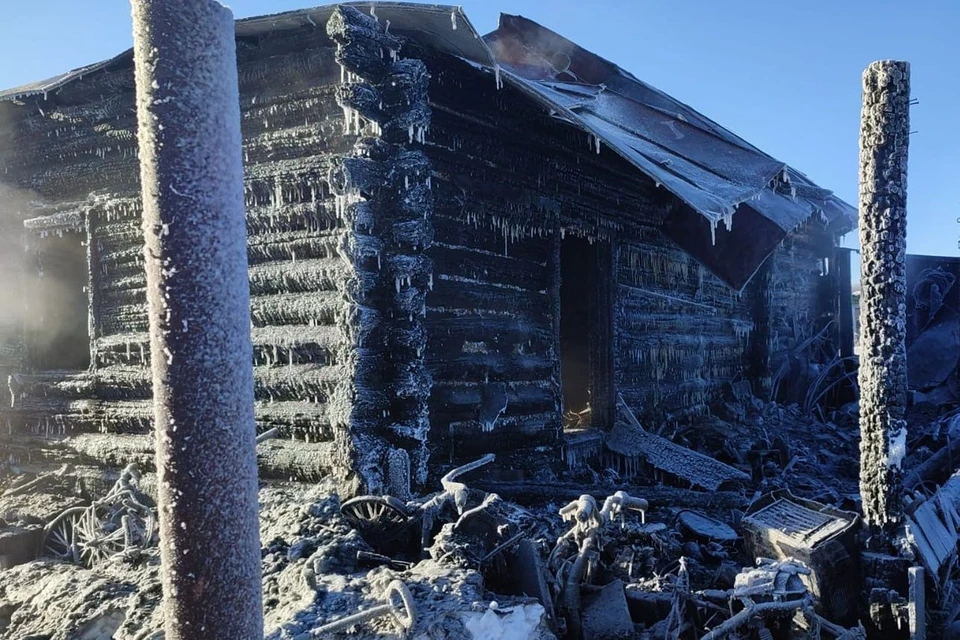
[1,0,957,258]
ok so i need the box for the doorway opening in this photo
[29,231,90,371]
[559,234,613,431]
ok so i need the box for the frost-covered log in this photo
[131,1,263,637]
[327,6,434,495]
[857,60,911,528]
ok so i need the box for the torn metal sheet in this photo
[607,397,750,491]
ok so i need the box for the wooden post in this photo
[857,60,911,528]
[908,566,926,640]
[836,248,855,360]
[130,1,263,637]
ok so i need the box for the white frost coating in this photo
[888,426,907,469]
[463,604,546,639]
[130,0,263,636]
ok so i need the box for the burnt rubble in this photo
[2,380,959,639]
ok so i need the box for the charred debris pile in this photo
[2,377,959,639]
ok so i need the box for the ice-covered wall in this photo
[417,48,841,451]
[617,233,756,420]
[325,6,434,495]
[0,12,844,483]
[0,24,356,479]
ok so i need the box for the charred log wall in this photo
[325,7,434,494]
[422,51,688,462]
[419,54,568,469]
[0,27,358,475]
[420,51,839,449]
[0,15,441,494]
[618,228,756,420]
[0,21,844,480]
[765,222,840,402]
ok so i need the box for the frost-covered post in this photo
[857,60,910,529]
[130,1,263,637]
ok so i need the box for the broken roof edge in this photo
[0,2,494,103]
[482,13,855,237]
[0,2,855,240]
[0,50,133,102]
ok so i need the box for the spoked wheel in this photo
[74,505,129,568]
[41,506,89,564]
[40,504,130,568]
[340,496,413,547]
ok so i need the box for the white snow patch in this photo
[888,426,907,469]
[462,603,546,640]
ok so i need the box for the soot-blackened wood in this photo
[327,5,434,493]
[131,1,263,637]
[858,60,910,529]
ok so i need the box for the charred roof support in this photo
[130,0,263,636]
[857,60,911,529]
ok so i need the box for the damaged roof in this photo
[0,2,856,289]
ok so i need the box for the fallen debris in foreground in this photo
[2,388,960,638]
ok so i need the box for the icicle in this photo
[451,10,458,30]
[494,64,502,90]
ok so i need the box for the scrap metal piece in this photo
[311,580,417,636]
[607,395,750,490]
[39,463,156,568]
[339,495,413,549]
[741,491,860,624]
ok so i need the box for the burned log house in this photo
[0,3,855,496]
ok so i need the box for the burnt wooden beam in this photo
[326,5,435,494]
[857,60,911,528]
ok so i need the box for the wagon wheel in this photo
[75,504,130,568]
[41,505,89,564]
[340,496,413,545]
